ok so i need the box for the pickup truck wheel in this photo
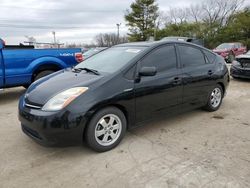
[23,85,30,89]
[34,70,55,81]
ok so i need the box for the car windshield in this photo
[83,48,103,57]
[216,43,234,50]
[76,46,145,74]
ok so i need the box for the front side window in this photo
[140,45,177,73]
[179,45,206,67]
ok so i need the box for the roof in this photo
[221,42,242,44]
[116,41,160,47]
[116,40,206,49]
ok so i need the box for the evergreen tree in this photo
[125,0,159,41]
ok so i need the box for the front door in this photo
[135,45,182,123]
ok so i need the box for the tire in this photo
[85,107,127,152]
[23,85,30,89]
[23,70,54,89]
[204,85,223,112]
[34,70,55,81]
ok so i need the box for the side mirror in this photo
[139,66,157,77]
[0,39,5,49]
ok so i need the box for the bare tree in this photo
[24,36,36,45]
[164,0,244,26]
[188,4,203,23]
[167,7,189,24]
[95,33,128,47]
[155,11,167,28]
[201,0,245,27]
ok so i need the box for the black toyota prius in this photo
[19,41,229,152]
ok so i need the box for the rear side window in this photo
[140,45,177,73]
[203,50,216,64]
[178,45,206,67]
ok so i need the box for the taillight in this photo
[0,38,5,46]
[75,53,83,63]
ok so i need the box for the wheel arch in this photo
[28,57,67,82]
[32,63,62,81]
[217,82,225,97]
[83,103,130,136]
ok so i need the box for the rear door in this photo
[135,44,182,123]
[0,50,4,88]
[177,44,216,108]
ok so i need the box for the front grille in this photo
[24,98,42,109]
[25,103,42,109]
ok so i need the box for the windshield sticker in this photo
[126,49,141,53]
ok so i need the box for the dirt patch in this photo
[212,115,224,119]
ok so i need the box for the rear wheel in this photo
[23,70,55,89]
[204,85,223,112]
[34,70,55,81]
[85,107,127,152]
[23,85,30,89]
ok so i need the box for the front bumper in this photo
[18,96,87,146]
[230,65,250,79]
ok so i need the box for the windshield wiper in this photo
[72,67,100,75]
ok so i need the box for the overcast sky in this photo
[0,0,249,45]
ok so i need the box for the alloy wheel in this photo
[210,88,222,108]
[94,114,122,146]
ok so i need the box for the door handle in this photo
[208,70,213,76]
[173,77,181,85]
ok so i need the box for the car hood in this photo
[25,68,104,106]
[236,54,250,59]
[213,49,229,53]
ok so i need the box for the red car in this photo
[213,42,247,63]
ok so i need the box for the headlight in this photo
[232,60,241,67]
[42,87,88,111]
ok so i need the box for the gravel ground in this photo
[0,77,249,188]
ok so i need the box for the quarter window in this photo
[140,45,177,73]
[203,50,216,64]
[179,45,206,67]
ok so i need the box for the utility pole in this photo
[116,23,121,44]
[52,31,56,46]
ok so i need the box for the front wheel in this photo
[85,107,127,152]
[204,85,223,112]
